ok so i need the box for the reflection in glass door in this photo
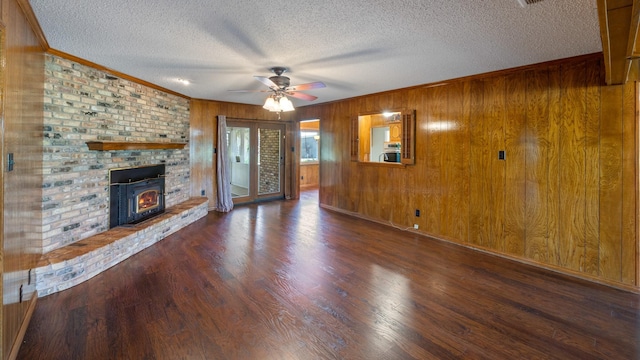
[226,121,285,204]
[227,125,251,199]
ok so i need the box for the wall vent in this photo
[516,0,544,6]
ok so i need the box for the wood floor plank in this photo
[18,189,639,359]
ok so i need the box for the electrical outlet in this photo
[7,153,14,172]
[413,224,419,229]
[415,209,420,217]
[201,190,205,196]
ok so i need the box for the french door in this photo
[226,120,285,204]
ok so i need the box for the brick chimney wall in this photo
[42,54,190,254]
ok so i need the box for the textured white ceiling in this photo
[30,0,601,107]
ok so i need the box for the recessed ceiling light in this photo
[177,78,190,85]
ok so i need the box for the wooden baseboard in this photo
[7,292,38,360]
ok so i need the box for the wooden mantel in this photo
[86,141,187,151]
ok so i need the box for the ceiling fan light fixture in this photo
[235,67,324,110]
[279,96,295,112]
[263,94,295,112]
[263,96,279,112]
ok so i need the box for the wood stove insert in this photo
[109,165,166,228]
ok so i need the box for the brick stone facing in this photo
[42,54,191,253]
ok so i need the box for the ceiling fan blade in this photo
[287,91,318,101]
[228,89,270,93]
[254,75,279,89]
[287,81,326,91]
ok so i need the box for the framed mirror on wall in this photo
[350,109,416,165]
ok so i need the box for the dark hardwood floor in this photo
[19,189,639,359]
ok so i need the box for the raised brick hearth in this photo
[35,197,208,296]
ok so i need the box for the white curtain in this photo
[215,115,234,212]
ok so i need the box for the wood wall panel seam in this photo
[524,68,550,263]
[636,82,639,287]
[583,58,602,277]
[504,72,526,257]
[620,81,637,284]
[599,85,624,282]
[547,65,562,268]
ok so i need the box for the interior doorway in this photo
[226,120,286,204]
[299,119,320,190]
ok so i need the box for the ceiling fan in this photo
[230,67,326,112]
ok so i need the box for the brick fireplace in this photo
[35,54,207,296]
[41,54,191,253]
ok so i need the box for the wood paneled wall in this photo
[2,0,45,357]
[189,100,296,209]
[295,54,638,290]
[300,164,319,187]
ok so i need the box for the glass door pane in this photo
[227,126,251,198]
[257,127,282,196]
[226,120,285,204]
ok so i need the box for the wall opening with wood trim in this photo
[300,119,320,188]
